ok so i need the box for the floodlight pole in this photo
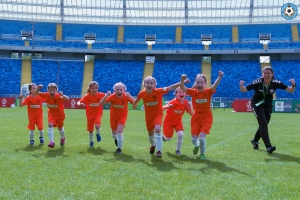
[249,0,254,23]
[185,0,188,24]
[123,0,126,23]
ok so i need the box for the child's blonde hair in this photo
[113,82,126,91]
[87,81,98,93]
[143,76,157,87]
[47,83,58,90]
[195,74,207,83]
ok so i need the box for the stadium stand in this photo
[0,59,22,96]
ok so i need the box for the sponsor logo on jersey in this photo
[174,110,183,114]
[146,102,158,106]
[89,103,100,106]
[195,99,207,104]
[48,104,58,108]
[113,105,124,108]
[30,105,40,108]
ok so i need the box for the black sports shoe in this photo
[267,146,276,154]
[115,139,118,146]
[250,139,259,150]
[116,148,122,154]
[149,146,155,155]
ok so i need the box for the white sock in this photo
[29,130,34,140]
[59,127,65,138]
[39,130,44,138]
[89,132,94,142]
[96,128,101,135]
[199,137,206,154]
[117,133,124,149]
[155,133,162,151]
[176,131,183,151]
[48,127,54,142]
[112,134,117,140]
[148,135,155,146]
[192,137,199,147]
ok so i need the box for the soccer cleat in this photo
[48,142,55,148]
[116,148,122,154]
[267,146,276,154]
[60,137,65,146]
[89,142,94,147]
[149,146,155,155]
[115,139,118,146]
[96,134,101,142]
[251,139,259,150]
[200,154,206,160]
[39,137,44,144]
[30,140,34,146]
[156,151,162,158]
[193,146,200,155]
[175,150,182,156]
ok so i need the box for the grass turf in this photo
[1,107,299,199]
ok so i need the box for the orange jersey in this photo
[79,92,105,120]
[137,88,169,120]
[186,88,214,114]
[39,92,66,119]
[164,98,190,124]
[22,95,44,121]
[106,93,134,119]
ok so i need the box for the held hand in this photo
[240,80,245,86]
[133,103,137,110]
[107,91,111,95]
[59,91,64,96]
[168,104,173,109]
[218,70,224,77]
[19,94,23,99]
[126,92,131,97]
[289,79,295,85]
[184,78,190,84]
[185,102,191,109]
[37,84,43,89]
[181,74,187,81]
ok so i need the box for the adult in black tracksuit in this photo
[240,66,296,154]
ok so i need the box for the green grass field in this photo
[1,107,299,199]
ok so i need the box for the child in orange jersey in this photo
[36,83,69,148]
[180,71,224,160]
[19,83,45,145]
[99,82,135,154]
[77,81,105,147]
[133,76,190,158]
[162,87,194,155]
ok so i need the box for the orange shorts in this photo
[27,118,43,130]
[163,121,183,138]
[190,114,213,136]
[48,113,64,128]
[110,117,127,130]
[87,116,101,132]
[145,114,163,132]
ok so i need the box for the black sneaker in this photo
[250,139,259,150]
[149,146,155,155]
[116,148,122,154]
[267,146,276,154]
[115,139,118,146]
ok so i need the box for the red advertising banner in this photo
[0,98,15,108]
[233,100,253,112]
[63,98,85,109]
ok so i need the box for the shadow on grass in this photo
[45,147,68,158]
[198,159,251,176]
[15,144,43,152]
[136,155,178,172]
[78,146,108,156]
[166,152,199,163]
[265,152,300,164]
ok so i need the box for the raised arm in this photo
[285,79,296,93]
[99,91,111,105]
[36,84,43,95]
[239,80,248,92]
[180,74,188,92]
[210,70,224,92]
[167,77,190,92]
[59,91,69,101]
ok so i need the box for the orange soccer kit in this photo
[79,92,105,131]
[105,93,135,130]
[137,88,169,131]
[22,95,44,130]
[163,98,190,138]
[39,93,66,128]
[186,88,214,135]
